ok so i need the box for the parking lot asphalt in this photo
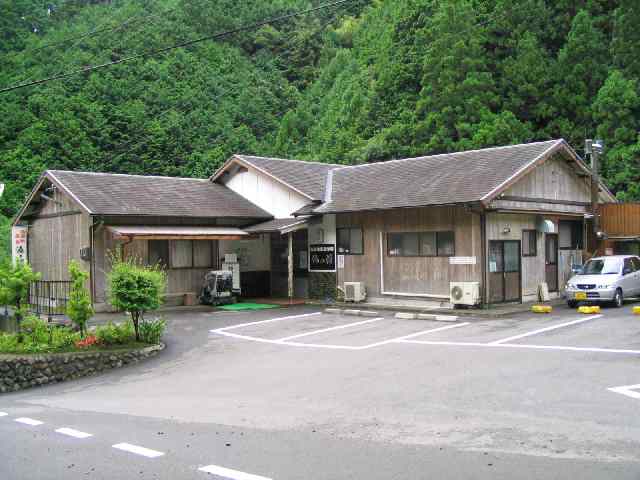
[2,303,640,479]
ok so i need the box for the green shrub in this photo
[94,321,135,346]
[1,261,40,334]
[66,260,93,337]
[0,318,79,354]
[107,255,166,341]
[138,318,166,345]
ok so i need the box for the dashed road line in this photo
[608,383,640,400]
[0,412,8,417]
[488,315,602,345]
[14,417,43,426]
[55,427,93,439]
[112,443,164,458]
[198,464,272,480]
[276,317,384,342]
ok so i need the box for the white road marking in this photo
[0,412,8,417]
[400,339,640,355]
[276,317,384,341]
[488,315,602,345]
[198,464,272,480]
[55,427,93,439]
[14,417,43,426]
[361,322,470,349]
[608,384,640,400]
[214,320,470,350]
[214,312,322,332]
[112,443,164,458]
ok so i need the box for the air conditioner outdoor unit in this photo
[344,282,366,302]
[449,282,480,306]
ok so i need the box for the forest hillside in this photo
[1,0,639,259]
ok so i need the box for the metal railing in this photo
[28,280,72,320]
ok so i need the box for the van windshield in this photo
[581,258,621,275]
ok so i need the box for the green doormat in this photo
[218,302,280,311]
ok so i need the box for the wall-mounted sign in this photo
[449,256,477,265]
[12,225,28,264]
[309,244,335,271]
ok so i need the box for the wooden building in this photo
[597,203,640,256]
[13,139,615,309]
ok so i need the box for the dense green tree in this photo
[593,70,640,201]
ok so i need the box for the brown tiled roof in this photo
[233,155,341,201]
[315,140,565,214]
[47,170,271,219]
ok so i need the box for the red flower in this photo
[75,335,98,348]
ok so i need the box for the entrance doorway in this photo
[270,230,309,298]
[488,240,522,303]
[545,233,559,292]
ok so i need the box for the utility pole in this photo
[586,139,604,237]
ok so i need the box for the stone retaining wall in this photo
[0,343,164,393]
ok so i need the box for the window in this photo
[148,240,169,267]
[614,241,640,256]
[193,240,215,268]
[522,230,537,257]
[149,240,217,269]
[437,231,455,256]
[631,257,640,272]
[337,227,363,255]
[559,220,583,250]
[171,240,193,268]
[387,231,455,257]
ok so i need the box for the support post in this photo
[287,232,294,301]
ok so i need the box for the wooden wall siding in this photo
[337,206,481,298]
[600,203,640,236]
[489,200,588,215]
[27,187,90,282]
[486,213,582,299]
[504,153,591,202]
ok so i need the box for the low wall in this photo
[0,343,164,393]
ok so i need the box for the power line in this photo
[95,4,352,172]
[0,0,359,95]
[25,2,179,58]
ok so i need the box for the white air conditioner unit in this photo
[344,282,366,302]
[449,282,480,306]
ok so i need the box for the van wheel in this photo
[612,289,623,308]
[567,300,578,308]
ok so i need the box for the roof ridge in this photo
[237,154,342,167]
[48,170,210,182]
[331,139,563,172]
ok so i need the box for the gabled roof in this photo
[314,139,614,214]
[212,155,341,201]
[16,170,272,221]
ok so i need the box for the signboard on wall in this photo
[11,226,28,264]
[309,244,335,271]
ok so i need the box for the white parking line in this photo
[0,412,8,417]
[55,427,93,439]
[400,339,640,355]
[608,384,640,399]
[488,315,602,345]
[361,322,470,349]
[14,417,43,426]
[214,312,322,332]
[276,317,384,342]
[198,464,272,480]
[112,443,164,458]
